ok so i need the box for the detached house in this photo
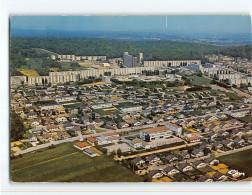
[163,166,180,176]
[30,120,40,128]
[211,142,223,150]
[93,118,104,126]
[47,125,58,132]
[177,163,193,172]
[191,149,204,158]
[213,171,228,181]
[181,151,190,160]
[233,137,245,145]
[42,134,53,141]
[222,140,234,148]
[146,154,161,165]
[217,130,229,137]
[69,115,79,122]
[26,112,38,119]
[87,137,96,146]
[148,170,163,179]
[28,134,37,142]
[192,160,207,169]
[131,157,145,167]
[57,131,67,139]
[198,175,213,182]
[106,121,117,129]
[165,154,178,163]
[204,157,219,165]
[74,142,88,151]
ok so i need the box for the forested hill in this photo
[11,37,251,61]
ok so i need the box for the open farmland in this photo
[217,148,252,177]
[11,142,143,182]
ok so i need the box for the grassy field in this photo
[188,76,212,86]
[11,142,144,182]
[217,148,252,176]
[224,92,244,102]
[95,108,121,116]
[59,61,87,71]
[21,58,43,70]
[238,116,252,123]
[115,102,134,108]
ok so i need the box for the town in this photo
[10,50,252,182]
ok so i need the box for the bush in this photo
[48,144,56,149]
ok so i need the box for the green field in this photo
[22,58,43,70]
[238,116,252,123]
[217,148,252,176]
[11,142,143,182]
[188,76,212,85]
[59,61,87,71]
[224,92,244,102]
[95,108,121,116]
[116,102,134,108]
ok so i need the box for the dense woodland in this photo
[10,37,252,76]
[10,111,26,141]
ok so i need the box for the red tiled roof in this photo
[47,125,57,129]
[166,122,181,128]
[87,137,96,143]
[74,142,87,148]
[189,136,200,140]
[103,132,119,137]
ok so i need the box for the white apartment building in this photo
[55,95,77,103]
[165,122,182,135]
[140,126,173,141]
[121,105,142,113]
[144,60,201,67]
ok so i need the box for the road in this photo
[215,144,252,158]
[231,87,252,98]
[14,122,166,155]
[117,142,200,160]
[14,130,114,156]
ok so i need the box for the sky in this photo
[11,15,251,35]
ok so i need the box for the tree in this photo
[144,134,150,142]
[10,111,26,141]
[143,175,152,182]
[203,147,211,156]
[110,150,116,156]
[117,148,122,157]
[122,83,126,89]
[67,130,75,137]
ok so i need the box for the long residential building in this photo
[144,60,201,67]
[14,66,158,85]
